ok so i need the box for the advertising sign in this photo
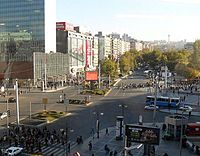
[56,22,66,30]
[56,22,74,31]
[85,71,98,81]
[125,124,160,145]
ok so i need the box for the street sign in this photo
[125,124,160,145]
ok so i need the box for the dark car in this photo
[8,97,16,103]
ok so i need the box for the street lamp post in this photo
[93,112,104,138]
[6,99,9,136]
[44,54,47,90]
[64,123,74,156]
[153,76,158,126]
[28,79,31,92]
[15,79,20,126]
[5,78,9,94]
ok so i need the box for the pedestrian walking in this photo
[105,128,109,135]
[163,153,168,156]
[114,150,117,156]
[104,144,110,153]
[68,143,71,153]
[189,111,191,117]
[88,141,92,151]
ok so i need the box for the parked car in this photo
[144,105,159,110]
[179,105,193,112]
[0,112,7,119]
[8,97,16,103]
[4,147,23,156]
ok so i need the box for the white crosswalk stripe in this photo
[30,141,76,156]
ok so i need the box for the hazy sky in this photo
[56,0,200,42]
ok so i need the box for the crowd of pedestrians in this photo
[169,79,199,94]
[118,82,152,90]
[0,125,71,155]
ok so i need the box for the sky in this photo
[56,0,200,42]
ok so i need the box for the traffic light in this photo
[7,110,10,117]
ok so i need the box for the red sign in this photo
[56,22,66,30]
[56,22,74,31]
[85,71,98,81]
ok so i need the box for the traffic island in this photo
[31,110,66,123]
[80,89,109,95]
[18,111,66,127]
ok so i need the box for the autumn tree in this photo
[189,40,200,70]
[101,58,118,77]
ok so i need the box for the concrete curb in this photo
[159,109,200,117]
[43,86,71,93]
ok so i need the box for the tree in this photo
[190,40,200,70]
[101,58,118,77]
[119,51,134,74]
[142,50,162,69]
[164,50,190,71]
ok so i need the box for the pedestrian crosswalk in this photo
[35,143,64,156]
[17,141,76,156]
[29,141,76,156]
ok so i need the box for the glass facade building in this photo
[0,0,46,55]
[0,0,56,81]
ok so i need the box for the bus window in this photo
[146,96,154,102]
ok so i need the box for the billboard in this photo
[56,22,66,30]
[125,124,160,145]
[56,22,74,31]
[85,71,98,81]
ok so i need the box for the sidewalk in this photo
[69,124,197,156]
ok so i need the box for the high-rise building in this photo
[0,0,56,55]
[0,0,56,81]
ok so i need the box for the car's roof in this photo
[7,147,22,150]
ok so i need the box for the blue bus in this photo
[145,96,180,108]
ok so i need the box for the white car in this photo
[144,105,159,110]
[144,70,152,74]
[179,105,193,112]
[4,147,23,156]
[0,112,7,119]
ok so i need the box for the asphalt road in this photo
[1,74,200,155]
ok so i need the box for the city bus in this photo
[186,123,200,136]
[145,96,180,108]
